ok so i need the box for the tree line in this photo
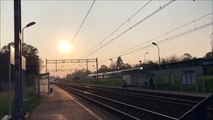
[66,51,213,80]
[100,52,212,72]
[0,42,42,84]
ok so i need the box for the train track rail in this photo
[57,84,213,120]
[80,85,200,107]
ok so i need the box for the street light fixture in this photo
[22,22,36,44]
[139,60,142,66]
[25,22,36,28]
[21,21,36,115]
[152,42,161,69]
[144,52,149,63]
[109,58,113,66]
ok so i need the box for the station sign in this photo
[22,56,26,70]
[10,46,15,65]
[19,32,22,41]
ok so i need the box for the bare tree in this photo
[181,53,193,61]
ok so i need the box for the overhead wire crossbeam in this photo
[47,58,97,64]
[45,58,98,75]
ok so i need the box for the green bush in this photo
[0,91,15,119]
[182,84,196,91]
[26,87,41,113]
[97,78,123,87]
[66,78,123,87]
[196,76,213,93]
[0,91,12,119]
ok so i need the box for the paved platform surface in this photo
[28,85,104,120]
[130,87,210,97]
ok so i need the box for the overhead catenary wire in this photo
[82,0,153,58]
[155,22,213,44]
[84,0,175,58]
[121,22,212,58]
[70,0,96,45]
[111,22,213,61]
[113,12,213,57]
[59,0,96,59]
[98,20,213,65]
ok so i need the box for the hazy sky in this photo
[1,0,212,77]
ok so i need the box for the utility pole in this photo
[46,59,47,73]
[13,0,24,119]
[144,52,148,63]
[86,59,88,75]
[96,58,99,83]
[139,60,142,66]
[152,42,161,70]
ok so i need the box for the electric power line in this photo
[84,0,175,58]
[114,22,212,60]
[98,20,212,65]
[82,0,153,58]
[70,0,96,45]
[59,0,96,59]
[113,12,213,57]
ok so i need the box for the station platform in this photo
[28,85,111,120]
[129,87,211,98]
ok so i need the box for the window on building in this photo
[181,72,195,84]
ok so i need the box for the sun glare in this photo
[58,40,72,53]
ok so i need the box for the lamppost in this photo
[144,52,149,63]
[13,0,23,118]
[139,60,142,66]
[22,22,36,44]
[92,65,96,72]
[152,42,161,69]
[109,58,113,65]
[109,58,113,70]
[22,21,36,115]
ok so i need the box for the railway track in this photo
[57,84,213,120]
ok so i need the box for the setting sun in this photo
[58,40,72,53]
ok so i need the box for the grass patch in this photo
[0,91,14,119]
[0,91,15,119]
[26,87,41,114]
[0,87,41,119]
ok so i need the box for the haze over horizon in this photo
[1,0,212,77]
